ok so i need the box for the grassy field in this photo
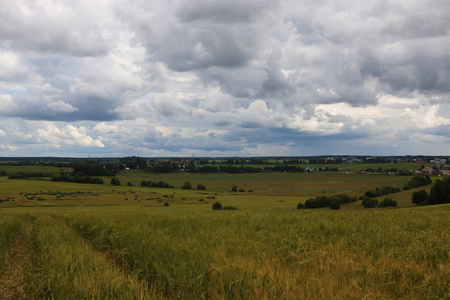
[0,168,421,209]
[0,205,448,299]
[0,166,448,299]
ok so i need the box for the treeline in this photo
[361,197,397,208]
[299,194,357,209]
[51,175,104,184]
[363,186,401,198]
[70,161,117,177]
[412,176,450,206]
[403,175,432,190]
[8,172,53,179]
[190,165,338,173]
[140,180,174,188]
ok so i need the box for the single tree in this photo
[212,202,222,210]
[182,181,192,190]
[411,190,428,205]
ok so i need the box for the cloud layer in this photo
[0,0,449,156]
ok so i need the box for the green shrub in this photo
[330,201,340,209]
[297,202,305,209]
[412,190,428,206]
[197,184,206,190]
[182,181,192,190]
[212,202,222,210]
[362,198,379,208]
[403,175,432,190]
[378,197,397,208]
[110,178,121,186]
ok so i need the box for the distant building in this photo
[431,158,447,166]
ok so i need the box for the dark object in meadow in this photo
[330,201,340,209]
[297,202,305,209]
[212,202,222,210]
[402,175,432,190]
[411,177,450,206]
[378,197,397,208]
[362,198,379,208]
[197,183,206,190]
[412,190,428,206]
[110,178,121,186]
[304,194,357,209]
[164,202,169,207]
[182,181,192,189]
[141,180,172,188]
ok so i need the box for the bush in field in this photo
[212,202,222,210]
[403,175,432,190]
[362,198,379,208]
[52,175,104,184]
[304,194,357,209]
[297,202,305,209]
[182,181,192,190]
[9,172,50,179]
[378,197,397,208]
[197,183,206,190]
[412,190,429,206]
[110,178,121,186]
[231,185,237,192]
[364,186,401,198]
[330,201,340,209]
[127,182,133,186]
[164,202,170,207]
[141,180,172,188]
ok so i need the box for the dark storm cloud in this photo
[177,0,274,23]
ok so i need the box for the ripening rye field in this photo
[0,205,449,299]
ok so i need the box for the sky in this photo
[0,0,449,157]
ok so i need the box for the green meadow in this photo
[0,166,448,299]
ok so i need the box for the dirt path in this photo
[0,224,34,300]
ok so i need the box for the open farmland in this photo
[0,165,448,299]
[0,165,426,209]
[0,205,448,299]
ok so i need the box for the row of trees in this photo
[181,182,206,190]
[141,180,174,188]
[412,177,450,206]
[298,194,357,209]
[362,197,397,208]
[52,175,104,184]
[403,175,432,190]
[363,186,401,198]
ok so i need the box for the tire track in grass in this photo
[35,215,154,299]
[0,223,35,299]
